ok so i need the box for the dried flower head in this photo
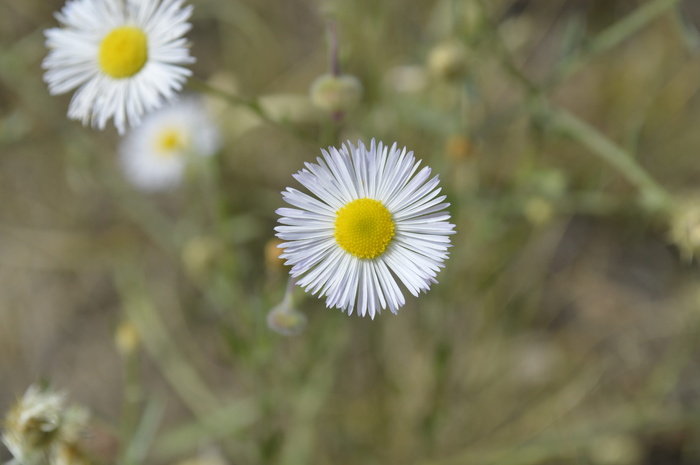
[3,385,89,465]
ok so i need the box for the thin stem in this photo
[281,276,297,309]
[475,0,539,95]
[326,19,340,77]
[550,0,683,85]
[477,0,676,213]
[187,79,316,144]
[118,343,142,465]
[546,106,675,212]
[114,265,222,417]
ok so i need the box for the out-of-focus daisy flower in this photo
[119,97,220,191]
[42,0,195,134]
[276,140,455,318]
[3,385,90,465]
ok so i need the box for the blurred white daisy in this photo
[276,140,455,318]
[119,97,220,191]
[43,0,195,134]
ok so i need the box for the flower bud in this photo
[670,201,700,260]
[588,435,642,465]
[266,300,307,336]
[309,73,363,114]
[264,238,286,272]
[384,65,427,94]
[524,196,554,226]
[428,40,469,81]
[115,320,140,356]
[445,134,474,162]
[181,236,222,280]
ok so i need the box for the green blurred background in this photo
[3,0,700,464]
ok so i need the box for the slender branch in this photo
[187,78,316,144]
[550,0,683,84]
[546,106,674,212]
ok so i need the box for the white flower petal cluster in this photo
[43,0,195,133]
[119,97,221,191]
[276,140,455,318]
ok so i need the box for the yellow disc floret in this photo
[154,127,187,156]
[334,198,395,259]
[98,26,148,79]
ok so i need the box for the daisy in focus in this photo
[43,0,195,134]
[119,97,220,191]
[276,140,455,318]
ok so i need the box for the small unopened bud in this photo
[534,168,568,199]
[181,236,222,280]
[264,238,286,272]
[259,94,321,127]
[384,65,427,94]
[175,449,229,465]
[670,201,700,260]
[114,320,140,356]
[428,40,469,81]
[445,134,474,162]
[524,196,554,226]
[267,300,307,336]
[588,435,642,465]
[309,73,363,114]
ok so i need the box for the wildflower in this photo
[276,140,455,318]
[3,385,89,465]
[119,97,220,191]
[43,0,195,134]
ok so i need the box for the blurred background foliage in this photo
[3,0,700,464]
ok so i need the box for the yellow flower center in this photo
[334,198,395,259]
[98,26,148,79]
[155,127,187,156]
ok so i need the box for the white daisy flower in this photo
[42,0,195,134]
[276,140,456,318]
[119,97,220,191]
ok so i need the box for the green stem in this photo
[187,78,315,144]
[550,0,683,84]
[114,265,222,417]
[118,346,142,465]
[547,106,675,212]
